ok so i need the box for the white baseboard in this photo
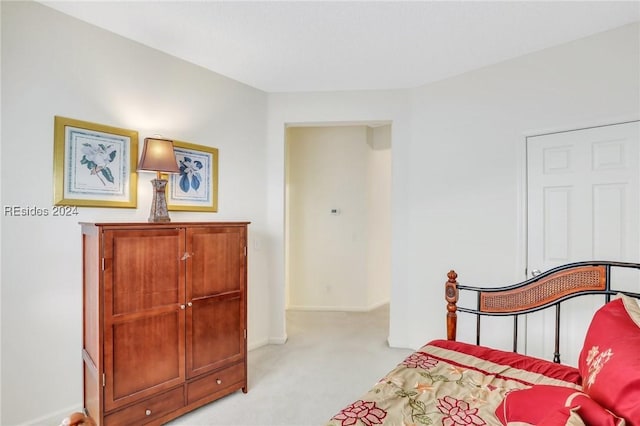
[367,299,391,311]
[287,299,389,312]
[248,337,270,351]
[248,335,288,351]
[268,335,288,345]
[19,403,81,426]
[387,336,421,351]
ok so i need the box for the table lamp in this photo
[137,137,181,222]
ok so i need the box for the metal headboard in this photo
[445,261,640,363]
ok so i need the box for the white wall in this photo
[367,125,393,308]
[406,22,640,350]
[286,126,391,311]
[267,23,640,351]
[1,2,270,425]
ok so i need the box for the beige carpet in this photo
[167,305,414,426]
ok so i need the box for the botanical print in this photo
[65,127,129,199]
[168,147,212,205]
[80,142,117,186]
[178,155,204,193]
[54,116,137,207]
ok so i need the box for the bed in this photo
[326,261,640,426]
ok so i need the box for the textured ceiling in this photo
[41,1,640,92]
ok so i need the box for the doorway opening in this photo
[284,123,392,318]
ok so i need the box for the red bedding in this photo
[327,339,582,426]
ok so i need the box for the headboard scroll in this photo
[479,266,606,313]
[444,261,640,362]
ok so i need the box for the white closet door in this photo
[526,121,640,365]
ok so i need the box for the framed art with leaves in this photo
[166,140,219,212]
[53,116,138,207]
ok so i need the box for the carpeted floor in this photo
[166,305,413,426]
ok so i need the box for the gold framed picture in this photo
[53,116,138,208]
[166,140,219,212]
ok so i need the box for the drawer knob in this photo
[145,409,152,416]
[216,379,222,385]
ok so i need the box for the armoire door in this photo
[102,228,186,411]
[185,226,247,378]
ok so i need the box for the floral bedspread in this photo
[327,339,581,426]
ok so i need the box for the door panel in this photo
[185,226,247,378]
[528,122,639,271]
[188,228,244,297]
[111,233,183,314]
[188,295,243,378]
[543,187,570,260]
[110,312,184,402]
[526,121,640,366]
[103,228,186,410]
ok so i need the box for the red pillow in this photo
[495,385,625,425]
[578,294,640,425]
[538,406,615,426]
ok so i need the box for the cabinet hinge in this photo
[101,258,106,271]
[244,329,247,339]
[244,246,247,257]
[102,373,106,387]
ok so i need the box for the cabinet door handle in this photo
[181,252,192,260]
[216,379,222,385]
[187,302,193,307]
[145,409,152,416]
[180,304,186,310]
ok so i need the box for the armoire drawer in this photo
[187,362,245,404]
[104,387,184,425]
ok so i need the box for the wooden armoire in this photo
[81,222,249,425]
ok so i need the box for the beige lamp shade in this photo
[138,137,181,174]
